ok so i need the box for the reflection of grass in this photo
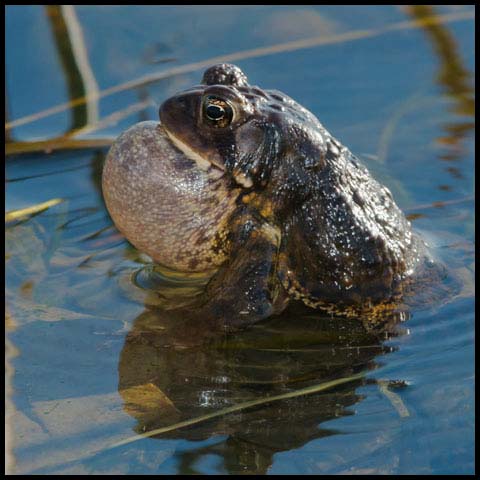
[405,5,475,166]
[406,6,474,117]
[378,380,410,417]
[45,6,98,130]
[376,92,436,165]
[106,371,366,450]
[404,195,474,213]
[5,138,113,155]
[5,99,153,155]
[62,99,154,138]
[5,8,474,134]
[5,198,64,222]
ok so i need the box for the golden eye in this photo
[203,96,233,127]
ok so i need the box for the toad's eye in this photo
[206,103,225,120]
[203,96,233,127]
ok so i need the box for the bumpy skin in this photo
[104,63,425,328]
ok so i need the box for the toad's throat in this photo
[163,126,253,188]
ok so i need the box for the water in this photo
[5,5,474,475]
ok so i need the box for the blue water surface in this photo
[5,5,474,475]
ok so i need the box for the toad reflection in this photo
[117,303,407,475]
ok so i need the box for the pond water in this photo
[5,5,475,475]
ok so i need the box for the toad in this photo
[102,63,429,328]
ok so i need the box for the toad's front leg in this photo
[199,218,289,330]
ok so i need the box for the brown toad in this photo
[102,63,430,329]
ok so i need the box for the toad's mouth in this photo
[162,125,253,188]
